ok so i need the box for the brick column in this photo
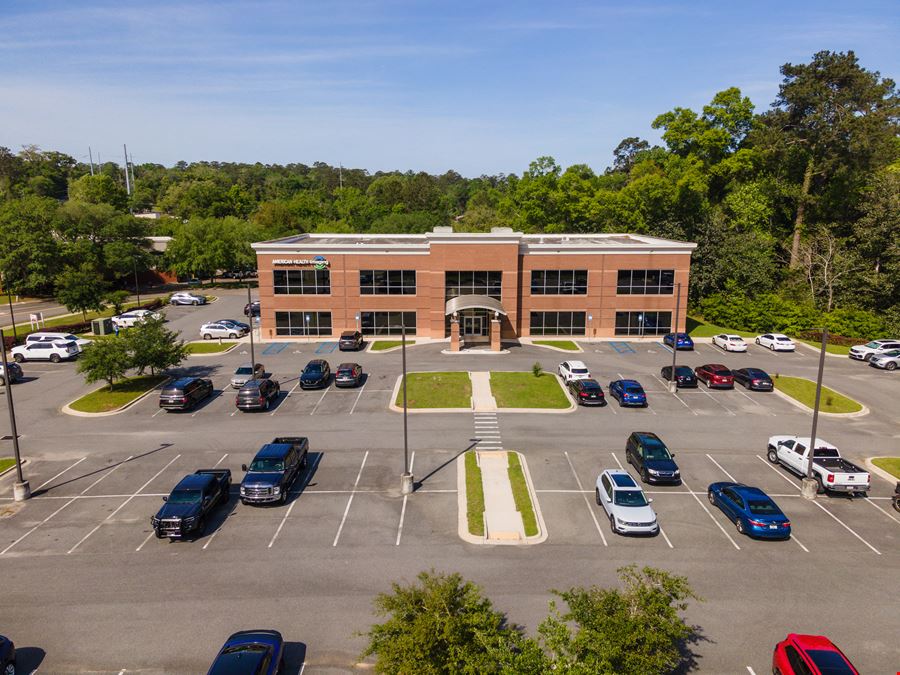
[491,318,501,351]
[450,318,460,352]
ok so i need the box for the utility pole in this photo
[133,258,141,307]
[247,282,256,369]
[123,144,131,195]
[668,283,681,392]
[1,329,29,501]
[88,146,95,176]
[400,320,413,495]
[801,329,829,500]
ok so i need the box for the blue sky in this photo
[0,1,897,176]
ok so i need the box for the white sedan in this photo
[112,309,162,328]
[712,334,748,352]
[755,333,796,351]
[558,360,591,383]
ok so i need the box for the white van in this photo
[25,332,92,353]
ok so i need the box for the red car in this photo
[694,363,734,389]
[773,634,858,675]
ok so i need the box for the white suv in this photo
[849,339,900,361]
[169,292,206,306]
[558,360,591,383]
[11,340,79,363]
[25,331,92,353]
[111,309,162,328]
[200,322,246,340]
[713,334,748,352]
[595,469,658,535]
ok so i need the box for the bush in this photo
[795,331,859,347]
[532,362,543,377]
[823,307,888,339]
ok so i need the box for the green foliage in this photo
[532,362,543,377]
[68,174,128,210]
[123,318,188,376]
[164,216,255,279]
[55,263,109,320]
[104,289,130,315]
[76,338,131,388]
[0,194,62,294]
[538,565,699,675]
[361,570,546,674]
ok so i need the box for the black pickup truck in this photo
[151,469,231,539]
[240,437,309,505]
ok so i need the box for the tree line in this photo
[1,50,897,335]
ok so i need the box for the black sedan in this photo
[299,359,331,389]
[660,365,698,388]
[568,378,606,406]
[335,362,363,388]
[732,367,774,391]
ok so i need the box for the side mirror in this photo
[162,496,168,502]
[241,464,248,472]
[648,498,654,503]
[671,453,675,458]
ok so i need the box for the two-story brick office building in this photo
[251,226,696,350]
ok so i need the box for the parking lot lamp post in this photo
[132,258,141,307]
[669,283,681,393]
[400,321,414,495]
[0,328,29,501]
[246,283,256,369]
[1,273,16,342]
[801,329,829,500]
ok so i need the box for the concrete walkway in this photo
[478,451,525,541]
[470,371,498,412]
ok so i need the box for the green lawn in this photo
[69,375,169,413]
[0,458,15,475]
[5,299,155,333]
[186,341,238,354]
[465,451,485,537]
[489,372,570,409]
[396,372,471,408]
[796,339,853,355]
[371,340,415,351]
[872,457,900,479]
[533,339,580,351]
[774,376,863,414]
[508,453,538,537]
[686,316,756,338]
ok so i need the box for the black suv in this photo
[299,359,330,389]
[625,432,681,485]
[235,378,280,411]
[339,331,364,351]
[159,377,214,411]
[243,300,260,317]
[568,378,605,405]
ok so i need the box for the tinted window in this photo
[614,490,649,507]
[812,447,840,458]
[249,458,285,472]
[806,649,855,674]
[208,645,269,675]
[675,366,693,376]
[747,500,779,515]
[785,646,814,675]
[235,367,253,375]
[712,368,731,376]
[624,386,643,394]
[305,364,322,374]
[168,489,202,504]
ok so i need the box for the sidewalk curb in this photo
[865,457,900,486]
[514,451,548,544]
[185,341,241,357]
[61,376,171,417]
[456,454,485,545]
[521,339,584,353]
[0,458,27,479]
[771,383,869,418]
[796,341,849,359]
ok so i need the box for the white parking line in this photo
[265,453,325,548]
[151,408,166,417]
[706,454,737,482]
[332,451,368,547]
[69,454,181,555]
[564,451,607,546]
[863,496,900,525]
[34,457,87,491]
[310,389,329,415]
[699,388,736,416]
[395,451,416,546]
[680,477,741,550]
[271,382,300,416]
[609,451,673,548]
[349,382,367,414]
[754,455,881,555]
[747,667,757,675]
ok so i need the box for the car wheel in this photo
[755,338,760,345]
[280,490,288,505]
[767,448,778,464]
[192,300,199,306]
[49,354,60,363]
[595,488,602,505]
[736,519,745,535]
[769,343,775,351]
[203,333,211,340]
[13,354,24,363]
[886,362,897,371]
[707,490,716,505]
[228,333,237,339]
[263,399,270,411]
[815,476,826,494]
[609,514,617,534]
[196,516,207,535]
[864,353,873,361]
[641,468,650,484]
[0,377,4,386]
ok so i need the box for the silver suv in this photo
[595,469,658,535]
[849,339,900,361]
[231,363,264,389]
[869,349,900,371]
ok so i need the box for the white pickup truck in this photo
[767,436,870,496]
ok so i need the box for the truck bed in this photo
[814,457,866,474]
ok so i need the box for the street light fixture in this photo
[668,283,681,393]
[399,320,414,495]
[1,273,17,342]
[801,328,829,500]
[0,328,29,501]
[246,282,256,369]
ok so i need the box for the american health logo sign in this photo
[272,256,330,270]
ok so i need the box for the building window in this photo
[530,311,586,336]
[616,269,675,295]
[359,270,416,295]
[275,311,332,336]
[360,311,416,335]
[445,271,502,300]
[614,311,672,336]
[531,270,588,295]
[273,269,331,295]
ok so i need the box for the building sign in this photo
[272,255,330,270]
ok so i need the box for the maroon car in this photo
[694,363,734,389]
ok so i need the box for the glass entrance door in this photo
[462,315,483,337]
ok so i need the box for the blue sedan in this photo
[207,629,284,675]
[608,379,647,407]
[707,482,791,539]
[663,332,694,350]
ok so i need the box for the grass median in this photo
[686,316,756,338]
[186,341,239,354]
[0,458,15,475]
[533,339,580,351]
[872,458,900,479]
[69,375,169,413]
[465,451,485,537]
[508,452,538,537]
[6,299,155,333]
[395,372,471,408]
[796,339,852,355]
[371,340,415,351]
[773,375,862,414]
[490,371,569,409]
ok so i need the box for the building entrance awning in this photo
[444,294,507,316]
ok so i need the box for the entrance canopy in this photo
[444,294,506,316]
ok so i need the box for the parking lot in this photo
[1,291,898,673]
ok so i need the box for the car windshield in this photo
[305,365,322,374]
[729,337,743,341]
[208,644,268,675]
[712,369,730,376]
[864,341,880,348]
[235,367,254,375]
[581,381,600,390]
[338,369,354,376]
[249,458,284,472]
[571,367,589,374]
[776,336,791,342]
[614,490,649,507]
[168,489,202,504]
[805,649,854,674]
[624,387,643,395]
[675,367,693,376]
[642,439,671,460]
[747,500,779,515]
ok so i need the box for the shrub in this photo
[532,362,543,377]
[823,308,887,339]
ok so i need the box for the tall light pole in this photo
[0,329,29,501]
[400,320,413,495]
[3,275,17,342]
[246,282,256,368]
[668,283,681,392]
[801,328,829,500]
[132,258,141,307]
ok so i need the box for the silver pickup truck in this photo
[767,436,870,496]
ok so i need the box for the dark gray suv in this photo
[235,378,280,412]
